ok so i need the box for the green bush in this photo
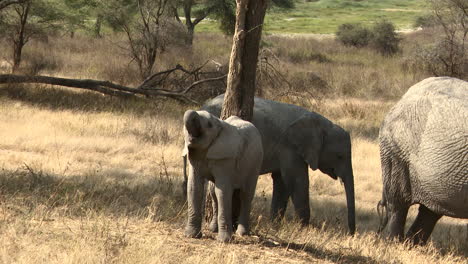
[336,23,372,47]
[414,14,437,28]
[336,21,400,56]
[370,21,400,56]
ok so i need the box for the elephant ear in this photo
[286,113,324,170]
[206,122,241,160]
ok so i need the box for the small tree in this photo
[428,0,467,78]
[0,0,62,72]
[104,0,187,79]
[171,0,293,45]
[370,20,400,56]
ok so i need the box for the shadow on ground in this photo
[1,166,466,260]
[0,166,186,221]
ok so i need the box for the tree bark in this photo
[220,0,268,121]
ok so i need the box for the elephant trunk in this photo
[341,162,356,235]
[184,110,201,137]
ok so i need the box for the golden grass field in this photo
[0,32,467,263]
[0,87,466,264]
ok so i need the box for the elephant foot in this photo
[217,231,232,243]
[236,224,249,236]
[184,226,202,239]
[209,221,218,233]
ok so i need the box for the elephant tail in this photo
[377,194,388,233]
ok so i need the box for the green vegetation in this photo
[196,0,428,34]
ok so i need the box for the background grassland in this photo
[197,0,428,34]
[0,25,467,264]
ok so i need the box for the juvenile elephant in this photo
[378,77,468,245]
[200,95,355,234]
[183,110,263,242]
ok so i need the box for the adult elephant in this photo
[200,94,356,234]
[378,77,468,245]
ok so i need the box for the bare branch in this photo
[0,0,25,10]
[0,61,227,104]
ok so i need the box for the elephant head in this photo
[286,113,356,234]
[183,110,240,159]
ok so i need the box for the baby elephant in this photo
[182,110,263,242]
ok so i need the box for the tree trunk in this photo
[210,0,268,231]
[220,0,268,122]
[12,1,30,73]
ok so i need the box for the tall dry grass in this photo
[0,31,466,263]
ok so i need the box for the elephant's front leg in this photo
[281,156,310,225]
[185,164,205,238]
[212,164,234,242]
[271,171,290,222]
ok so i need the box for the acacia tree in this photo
[171,0,292,45]
[220,0,268,121]
[104,0,187,79]
[0,0,62,72]
[419,0,467,78]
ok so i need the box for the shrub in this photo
[336,23,372,47]
[414,14,437,28]
[406,40,467,80]
[370,21,400,56]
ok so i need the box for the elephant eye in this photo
[207,121,212,128]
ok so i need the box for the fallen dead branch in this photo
[0,63,227,104]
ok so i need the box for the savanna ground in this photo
[1,27,467,263]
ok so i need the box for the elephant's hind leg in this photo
[271,171,290,222]
[382,154,411,241]
[387,203,409,241]
[406,205,441,245]
[236,189,254,236]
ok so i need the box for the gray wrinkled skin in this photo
[199,95,356,234]
[183,110,263,243]
[378,77,468,245]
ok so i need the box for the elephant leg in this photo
[214,180,233,243]
[208,181,218,233]
[232,189,241,230]
[271,171,290,222]
[237,174,258,236]
[281,158,310,225]
[290,169,310,226]
[185,165,205,239]
[406,205,441,245]
[387,203,409,241]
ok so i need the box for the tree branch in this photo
[0,0,25,10]
[0,66,226,104]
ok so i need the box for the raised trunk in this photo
[183,110,201,137]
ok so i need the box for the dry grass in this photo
[0,86,467,263]
[0,32,466,263]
